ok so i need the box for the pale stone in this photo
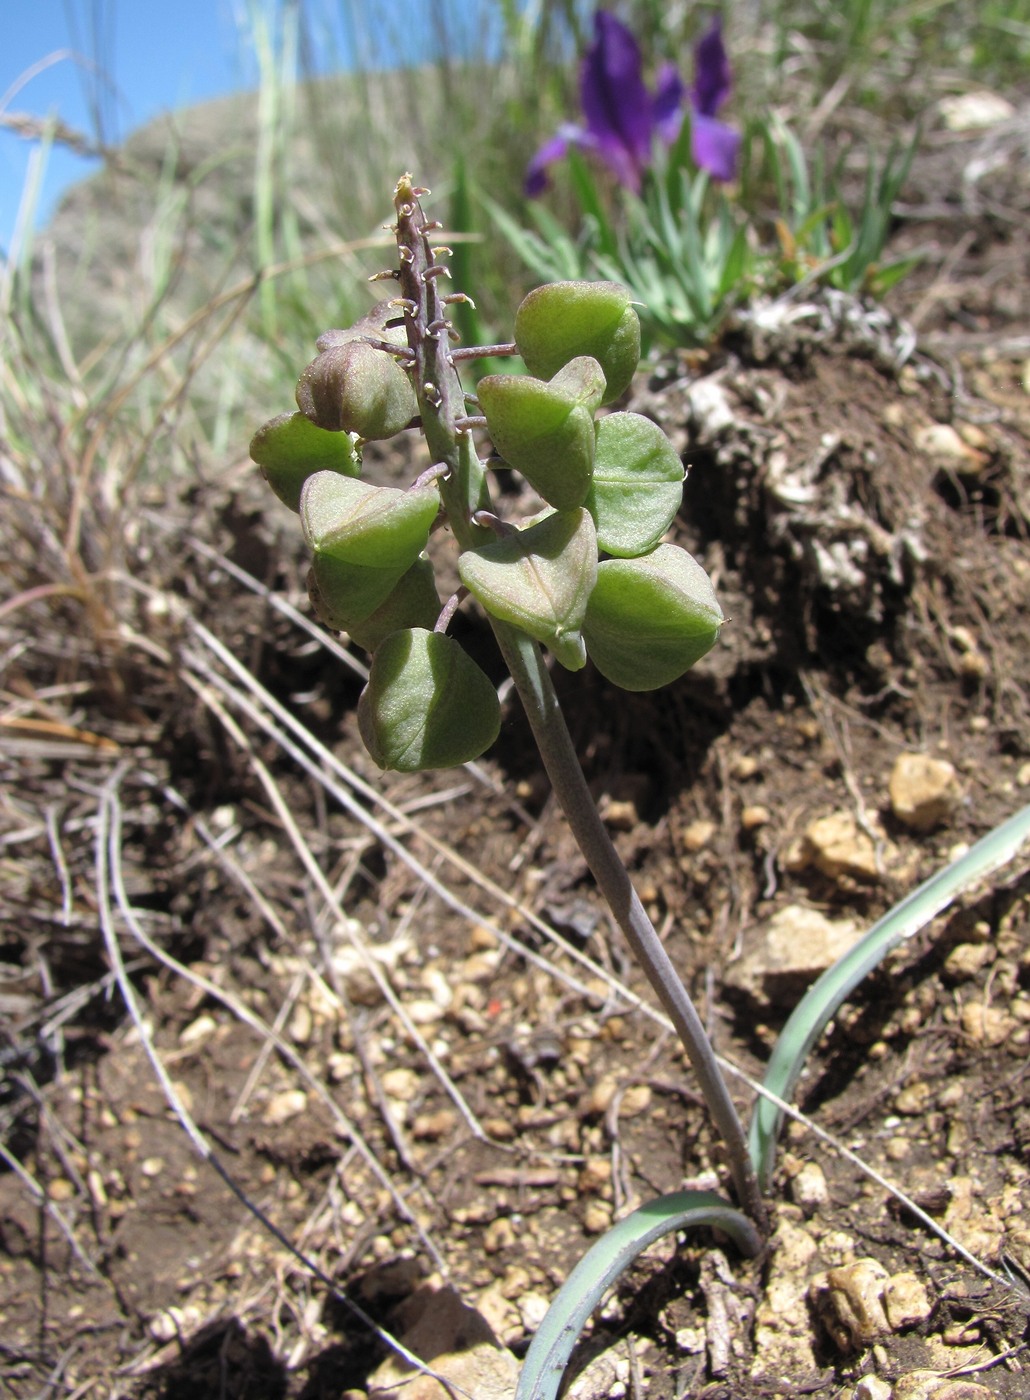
[288,1002,313,1045]
[853,1379,892,1400]
[619,1084,652,1117]
[883,1271,932,1330]
[959,999,1017,1046]
[367,1283,518,1400]
[790,1160,829,1216]
[728,903,860,1002]
[482,1217,516,1255]
[938,90,1016,131]
[476,1283,521,1347]
[601,797,638,831]
[893,1375,992,1400]
[894,1080,934,1115]
[261,1088,307,1125]
[411,1109,457,1141]
[682,818,717,851]
[811,1258,890,1348]
[566,1347,629,1400]
[914,422,986,471]
[585,1076,617,1115]
[382,1067,420,1101]
[803,812,887,882]
[888,753,961,832]
[578,1157,612,1194]
[179,1013,218,1046]
[518,1291,551,1332]
[943,942,995,981]
[752,1215,819,1377]
[582,1200,613,1234]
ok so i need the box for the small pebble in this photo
[682,819,716,852]
[790,1160,829,1215]
[261,1088,307,1125]
[583,1200,613,1234]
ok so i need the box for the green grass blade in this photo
[750,803,1030,1189]
[515,1191,762,1400]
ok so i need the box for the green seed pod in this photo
[249,411,360,512]
[358,628,501,771]
[316,300,410,354]
[297,340,417,440]
[346,557,441,653]
[300,473,440,570]
[586,413,684,558]
[476,357,605,510]
[583,544,723,692]
[514,281,641,405]
[308,555,409,631]
[458,509,597,671]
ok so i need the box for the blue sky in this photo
[1,1,252,251]
[0,1,506,255]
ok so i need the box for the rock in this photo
[727,903,860,1003]
[943,1176,1006,1260]
[853,1379,892,1400]
[582,1200,613,1234]
[686,377,736,439]
[942,942,995,982]
[752,1214,819,1378]
[789,1160,829,1216]
[959,999,1017,1047]
[788,811,890,883]
[566,1345,630,1400]
[600,796,638,831]
[382,1067,420,1102]
[810,1258,891,1348]
[682,818,717,852]
[482,1217,516,1255]
[889,754,961,832]
[938,90,1016,131]
[892,1375,993,1400]
[367,1283,518,1400]
[883,1271,933,1330]
[914,422,987,473]
[411,1108,457,1141]
[261,1088,307,1125]
[179,1013,217,1046]
[578,1157,612,1194]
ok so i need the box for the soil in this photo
[2,109,1030,1398]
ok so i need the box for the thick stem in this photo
[495,625,766,1227]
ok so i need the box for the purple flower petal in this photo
[691,111,740,182]
[692,19,732,118]
[580,10,654,192]
[524,132,572,197]
[652,61,686,144]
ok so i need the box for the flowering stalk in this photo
[252,175,765,1228]
[400,178,762,1223]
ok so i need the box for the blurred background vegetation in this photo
[2,0,1027,512]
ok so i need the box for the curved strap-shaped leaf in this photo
[750,802,1030,1189]
[515,1191,762,1400]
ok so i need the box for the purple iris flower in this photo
[525,11,739,197]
